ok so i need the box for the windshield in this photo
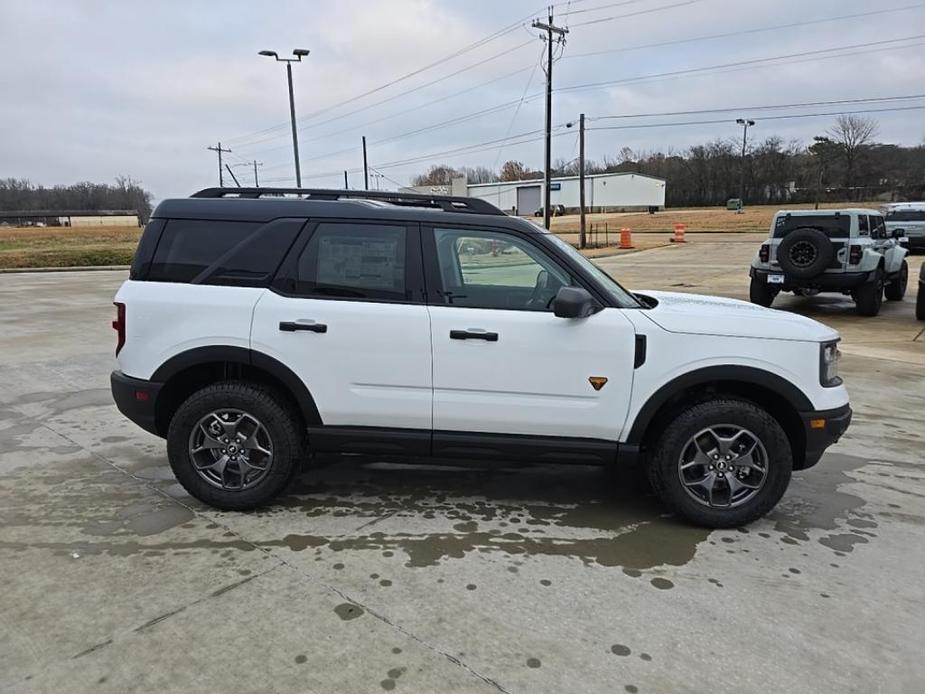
[886,209,925,222]
[545,233,641,308]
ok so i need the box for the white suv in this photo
[749,208,909,315]
[111,188,852,528]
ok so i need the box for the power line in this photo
[588,94,925,121]
[231,38,537,150]
[585,104,925,131]
[567,0,701,28]
[564,3,925,60]
[556,34,925,94]
[223,10,547,146]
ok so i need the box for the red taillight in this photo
[849,245,862,265]
[113,302,126,355]
[759,244,770,263]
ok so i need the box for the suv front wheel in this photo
[167,381,303,510]
[647,398,792,527]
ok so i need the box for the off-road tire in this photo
[647,398,793,528]
[167,381,303,510]
[777,228,834,279]
[853,272,883,316]
[749,277,778,307]
[884,260,908,301]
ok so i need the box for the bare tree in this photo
[411,164,462,187]
[827,115,878,199]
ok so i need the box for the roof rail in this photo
[190,187,504,216]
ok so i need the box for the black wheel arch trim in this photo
[150,345,322,426]
[626,365,814,445]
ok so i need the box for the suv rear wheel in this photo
[167,381,303,510]
[884,260,908,301]
[647,398,792,527]
[749,277,778,307]
[853,271,883,316]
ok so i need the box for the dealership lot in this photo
[1,235,923,693]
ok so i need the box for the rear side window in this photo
[294,222,408,301]
[147,220,258,283]
[886,209,925,222]
[773,215,850,239]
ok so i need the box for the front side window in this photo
[432,227,572,311]
[295,222,407,301]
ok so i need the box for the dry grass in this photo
[549,201,883,236]
[0,225,140,268]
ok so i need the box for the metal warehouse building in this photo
[467,172,666,215]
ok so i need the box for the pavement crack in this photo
[72,638,113,659]
[353,509,400,532]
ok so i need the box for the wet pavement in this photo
[1,246,923,693]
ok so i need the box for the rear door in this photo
[250,220,432,436]
[423,224,637,443]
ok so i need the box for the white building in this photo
[467,172,666,215]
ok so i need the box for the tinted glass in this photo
[295,223,407,300]
[773,215,850,239]
[858,215,869,235]
[201,219,303,287]
[432,227,572,311]
[148,220,258,283]
[869,216,886,238]
[545,233,640,307]
[886,209,925,222]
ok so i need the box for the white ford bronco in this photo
[111,188,851,527]
[749,208,909,315]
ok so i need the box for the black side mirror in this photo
[553,286,595,318]
[892,228,905,239]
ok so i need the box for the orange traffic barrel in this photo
[673,223,686,243]
[620,227,634,249]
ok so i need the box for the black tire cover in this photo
[777,227,834,278]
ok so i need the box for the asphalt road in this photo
[1,239,923,693]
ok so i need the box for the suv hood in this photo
[636,290,839,342]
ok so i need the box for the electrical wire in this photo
[567,0,700,28]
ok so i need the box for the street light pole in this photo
[736,118,755,212]
[259,48,310,188]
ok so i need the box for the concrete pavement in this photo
[1,241,923,693]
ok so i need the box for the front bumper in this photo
[798,403,852,469]
[751,267,872,291]
[111,371,163,437]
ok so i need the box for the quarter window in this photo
[295,223,408,301]
[148,220,258,283]
[858,215,869,236]
[431,227,573,311]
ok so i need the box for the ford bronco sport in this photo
[111,188,851,528]
[749,209,908,316]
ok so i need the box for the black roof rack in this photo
[191,187,504,216]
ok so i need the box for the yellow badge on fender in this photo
[588,376,608,391]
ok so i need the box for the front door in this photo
[251,220,432,434]
[424,225,637,442]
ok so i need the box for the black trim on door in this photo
[305,426,621,465]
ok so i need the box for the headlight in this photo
[820,341,841,387]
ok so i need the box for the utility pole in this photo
[578,113,586,249]
[207,142,231,186]
[224,164,241,187]
[735,118,755,213]
[362,136,369,190]
[344,170,349,189]
[259,49,310,188]
[236,160,263,187]
[533,7,568,230]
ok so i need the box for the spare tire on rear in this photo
[777,228,834,279]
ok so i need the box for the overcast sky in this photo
[1,0,923,202]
